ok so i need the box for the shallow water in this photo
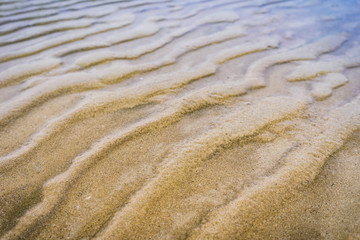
[0,0,360,239]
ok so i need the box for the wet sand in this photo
[0,0,360,239]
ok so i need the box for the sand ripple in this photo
[1,0,360,239]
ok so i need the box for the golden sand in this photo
[0,0,360,239]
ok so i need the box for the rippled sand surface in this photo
[1,0,360,239]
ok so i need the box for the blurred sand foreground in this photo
[0,0,360,239]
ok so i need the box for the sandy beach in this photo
[0,0,360,239]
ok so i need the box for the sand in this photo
[0,0,360,239]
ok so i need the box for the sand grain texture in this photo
[0,0,360,239]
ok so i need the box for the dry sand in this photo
[0,0,360,239]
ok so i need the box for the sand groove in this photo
[1,0,360,239]
[0,29,277,129]
[0,36,280,174]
